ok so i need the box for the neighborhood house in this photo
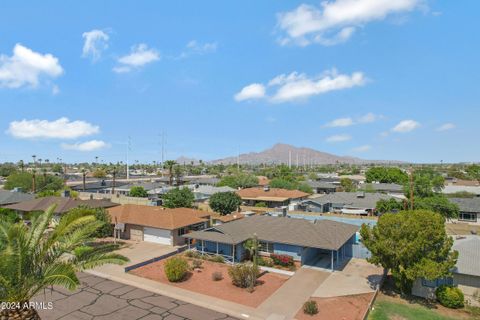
[236,187,309,208]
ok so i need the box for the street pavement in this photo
[33,273,238,320]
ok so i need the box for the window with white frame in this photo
[259,241,274,253]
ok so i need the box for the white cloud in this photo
[436,123,455,132]
[326,134,351,143]
[113,44,160,73]
[7,117,99,139]
[324,113,382,127]
[52,84,60,95]
[352,145,372,152]
[82,29,109,61]
[325,117,354,127]
[61,140,109,152]
[0,44,63,88]
[392,119,420,133]
[178,40,217,59]
[234,83,266,101]
[235,69,366,103]
[277,0,423,46]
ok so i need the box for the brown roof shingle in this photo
[107,204,210,230]
[2,196,119,214]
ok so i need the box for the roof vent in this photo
[356,191,365,198]
[264,186,270,192]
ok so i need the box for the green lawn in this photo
[368,300,459,320]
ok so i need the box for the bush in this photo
[271,254,294,267]
[436,285,464,308]
[212,271,223,281]
[184,250,201,259]
[258,256,274,267]
[164,257,189,282]
[255,202,267,208]
[191,259,203,270]
[208,255,225,263]
[228,263,260,288]
[303,300,318,315]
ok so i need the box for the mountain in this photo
[209,143,398,165]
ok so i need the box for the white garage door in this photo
[143,227,172,245]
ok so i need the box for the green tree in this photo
[340,178,356,192]
[360,210,458,294]
[209,192,242,215]
[376,198,403,214]
[129,186,148,197]
[0,163,17,177]
[92,168,107,178]
[162,187,194,208]
[4,172,32,191]
[415,195,459,220]
[365,167,408,184]
[51,163,64,174]
[217,173,259,189]
[269,178,297,190]
[404,168,445,199]
[0,205,128,319]
[466,164,480,180]
[93,207,113,238]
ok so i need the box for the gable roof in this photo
[236,187,309,201]
[184,215,358,251]
[449,198,480,213]
[359,183,403,193]
[0,190,34,205]
[452,236,480,277]
[306,192,394,209]
[107,204,210,230]
[2,196,119,214]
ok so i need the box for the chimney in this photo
[263,186,270,192]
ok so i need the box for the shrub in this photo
[191,259,203,270]
[164,257,189,282]
[208,255,225,263]
[228,263,260,288]
[436,285,464,308]
[271,254,294,267]
[303,300,318,315]
[255,202,267,208]
[184,250,201,259]
[258,256,274,267]
[212,271,223,281]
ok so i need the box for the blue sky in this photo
[0,1,479,164]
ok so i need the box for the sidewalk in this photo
[255,268,330,320]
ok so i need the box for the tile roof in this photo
[2,196,119,214]
[236,187,309,201]
[211,213,244,223]
[184,215,359,251]
[107,204,210,230]
[452,236,480,277]
[0,190,34,205]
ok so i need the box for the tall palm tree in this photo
[0,205,128,319]
[163,160,177,186]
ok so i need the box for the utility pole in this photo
[82,169,86,191]
[32,170,36,193]
[288,150,292,168]
[296,153,299,168]
[237,147,240,171]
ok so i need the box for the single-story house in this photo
[358,183,404,195]
[449,198,480,223]
[107,204,211,246]
[2,196,119,216]
[193,185,236,202]
[237,187,309,208]
[183,215,359,270]
[412,236,480,305]
[0,189,34,206]
[299,192,396,215]
[306,180,338,194]
[443,185,480,197]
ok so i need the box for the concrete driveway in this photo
[34,273,237,320]
[112,240,178,266]
[312,258,384,298]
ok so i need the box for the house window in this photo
[421,277,453,288]
[178,228,186,236]
[459,212,477,222]
[259,241,274,253]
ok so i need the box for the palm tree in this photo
[0,205,128,319]
[163,160,177,186]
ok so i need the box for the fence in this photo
[77,192,151,206]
